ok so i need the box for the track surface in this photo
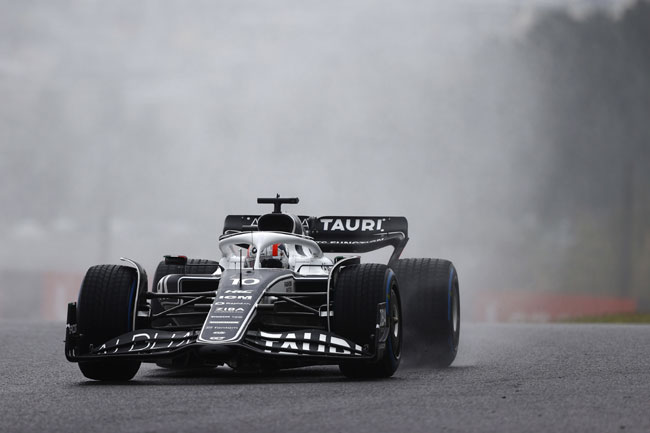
[1,321,649,433]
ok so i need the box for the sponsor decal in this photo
[243,216,310,230]
[318,238,387,245]
[320,218,385,232]
[246,330,364,356]
[199,270,293,344]
[94,331,196,355]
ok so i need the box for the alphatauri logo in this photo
[320,218,385,232]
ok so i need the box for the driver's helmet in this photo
[259,243,289,269]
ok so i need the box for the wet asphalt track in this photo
[1,321,649,433]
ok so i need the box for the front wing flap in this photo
[243,330,365,357]
[66,328,370,362]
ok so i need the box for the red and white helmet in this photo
[248,243,289,269]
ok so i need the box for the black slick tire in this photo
[332,263,402,378]
[392,258,460,367]
[77,264,145,381]
[151,258,219,368]
[150,258,220,322]
[152,258,220,291]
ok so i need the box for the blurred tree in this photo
[524,1,650,304]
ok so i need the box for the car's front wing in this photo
[65,328,369,363]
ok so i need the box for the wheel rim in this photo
[389,288,401,358]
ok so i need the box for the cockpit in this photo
[218,231,334,276]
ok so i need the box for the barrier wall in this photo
[0,270,82,321]
[0,270,639,322]
[471,290,638,322]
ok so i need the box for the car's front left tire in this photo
[76,264,145,381]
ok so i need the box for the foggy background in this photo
[1,0,648,320]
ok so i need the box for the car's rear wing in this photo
[223,215,409,266]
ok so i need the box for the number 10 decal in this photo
[231,278,260,286]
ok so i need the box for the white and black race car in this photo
[65,196,460,381]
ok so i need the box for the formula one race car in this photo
[65,196,460,381]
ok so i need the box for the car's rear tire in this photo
[392,258,460,367]
[151,258,220,368]
[152,258,221,291]
[77,264,145,381]
[150,258,220,321]
[332,264,402,378]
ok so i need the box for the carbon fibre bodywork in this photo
[65,258,387,369]
[65,197,406,373]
